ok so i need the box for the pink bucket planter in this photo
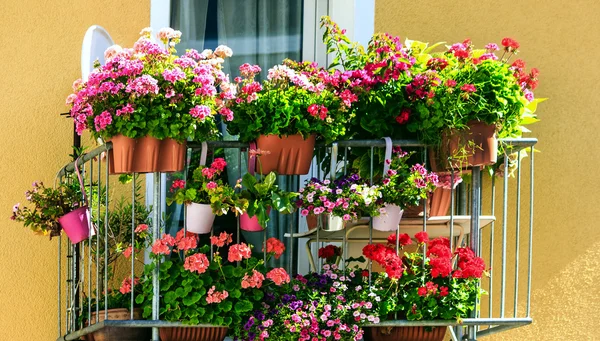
[186,203,216,234]
[373,204,404,231]
[58,206,91,244]
[240,208,271,232]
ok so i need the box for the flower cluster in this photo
[379,148,438,209]
[318,245,342,263]
[167,158,247,216]
[66,27,234,141]
[297,174,383,222]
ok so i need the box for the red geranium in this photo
[415,231,429,244]
[501,37,520,52]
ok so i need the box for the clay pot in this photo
[132,136,161,173]
[253,134,316,175]
[186,203,216,234]
[87,308,150,341]
[431,121,497,171]
[363,326,446,341]
[373,204,404,231]
[108,135,136,174]
[159,326,228,341]
[59,206,90,244]
[158,138,186,172]
[404,187,451,218]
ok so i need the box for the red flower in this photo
[228,243,252,262]
[501,37,520,52]
[415,231,429,244]
[511,59,526,70]
[362,270,370,277]
[264,237,286,259]
[395,108,410,124]
[460,84,477,93]
[170,179,185,192]
[445,79,457,87]
[417,287,428,297]
[318,245,341,259]
[440,286,449,297]
[183,253,209,274]
[387,233,412,246]
[266,268,290,285]
[430,257,452,278]
[210,158,227,171]
[210,232,233,247]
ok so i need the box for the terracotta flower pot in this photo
[87,308,150,341]
[186,203,216,234]
[373,204,404,231]
[132,136,161,173]
[58,206,90,244]
[306,214,345,231]
[253,134,316,175]
[404,187,453,218]
[158,138,186,172]
[363,326,446,341]
[108,135,136,174]
[431,121,497,171]
[159,326,228,341]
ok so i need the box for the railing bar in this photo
[152,172,161,341]
[514,151,522,317]
[468,166,481,340]
[95,156,100,322]
[500,155,509,317]
[88,158,93,324]
[489,175,496,322]
[104,154,109,320]
[450,171,455,252]
[131,173,136,319]
[57,234,62,338]
[526,146,534,317]
[368,146,374,286]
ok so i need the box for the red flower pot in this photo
[363,326,446,341]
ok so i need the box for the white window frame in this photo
[146,0,374,273]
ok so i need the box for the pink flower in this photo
[228,243,252,262]
[201,167,215,179]
[115,104,135,117]
[175,229,197,252]
[206,286,229,304]
[219,107,234,121]
[119,277,139,294]
[94,111,112,131]
[170,179,185,192]
[189,105,211,120]
[241,269,265,289]
[267,268,290,285]
[162,67,186,83]
[206,181,217,190]
[263,238,285,259]
[123,246,133,258]
[301,209,309,216]
[210,232,233,247]
[460,84,477,93]
[151,239,170,255]
[210,158,227,171]
[445,79,457,87]
[183,253,209,274]
[135,224,148,233]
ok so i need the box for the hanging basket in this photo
[240,208,271,232]
[158,138,187,172]
[131,136,161,173]
[306,214,345,231]
[186,203,216,234]
[59,207,90,244]
[363,326,446,341]
[159,326,228,341]
[373,204,404,231]
[250,134,315,175]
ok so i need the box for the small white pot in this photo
[185,203,216,234]
[373,204,404,231]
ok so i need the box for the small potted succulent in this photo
[11,180,88,243]
[167,158,247,234]
[238,172,297,232]
[297,174,383,231]
[374,148,438,231]
[66,27,235,173]
[362,232,487,341]
[225,60,353,175]
[135,230,291,341]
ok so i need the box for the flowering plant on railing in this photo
[297,174,384,222]
[167,158,247,215]
[66,27,235,142]
[137,231,291,330]
[224,60,352,144]
[239,172,298,228]
[379,148,438,210]
[11,180,83,238]
[435,172,462,190]
[241,264,378,341]
[363,232,487,320]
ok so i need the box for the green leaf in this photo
[182,292,202,306]
[234,300,254,313]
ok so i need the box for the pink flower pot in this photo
[240,209,271,232]
[186,203,215,234]
[58,206,90,244]
[373,204,404,231]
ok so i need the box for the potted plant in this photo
[167,158,247,234]
[136,230,291,341]
[11,180,88,243]
[66,27,235,173]
[238,172,297,232]
[430,172,462,216]
[421,38,544,170]
[318,244,342,265]
[362,232,487,341]
[374,148,439,231]
[225,60,353,175]
[297,174,383,231]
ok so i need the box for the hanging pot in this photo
[251,134,316,175]
[240,208,271,232]
[431,121,497,171]
[363,326,446,341]
[87,308,150,341]
[108,134,136,174]
[59,206,90,244]
[373,204,404,231]
[159,326,228,341]
[158,138,186,173]
[186,203,216,234]
[132,136,161,173]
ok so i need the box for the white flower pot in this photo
[185,203,215,234]
[373,204,404,231]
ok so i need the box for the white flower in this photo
[214,45,233,58]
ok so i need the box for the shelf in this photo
[285,215,495,240]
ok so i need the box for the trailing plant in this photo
[240,172,297,228]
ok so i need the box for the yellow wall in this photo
[376,0,600,339]
[0,1,149,339]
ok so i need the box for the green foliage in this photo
[240,172,297,228]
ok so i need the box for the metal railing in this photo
[55,137,536,341]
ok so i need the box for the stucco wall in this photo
[376,0,600,339]
[0,1,149,339]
